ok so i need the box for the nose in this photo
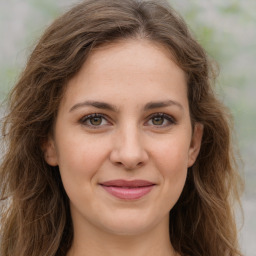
[109,125,149,170]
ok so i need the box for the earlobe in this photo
[42,138,58,166]
[188,123,204,167]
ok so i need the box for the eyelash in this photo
[79,112,176,128]
[79,113,110,128]
[146,113,176,127]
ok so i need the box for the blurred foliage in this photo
[0,1,61,99]
[172,0,256,197]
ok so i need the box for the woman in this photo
[0,0,243,255]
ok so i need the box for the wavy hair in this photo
[0,0,243,255]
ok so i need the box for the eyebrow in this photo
[143,100,183,111]
[69,100,118,112]
[69,99,183,113]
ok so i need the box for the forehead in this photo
[87,39,180,74]
[60,39,188,110]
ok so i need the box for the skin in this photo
[44,39,203,256]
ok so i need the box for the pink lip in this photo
[100,179,155,200]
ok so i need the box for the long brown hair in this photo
[0,0,243,255]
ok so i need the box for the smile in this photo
[100,179,155,200]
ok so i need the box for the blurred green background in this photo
[0,0,255,254]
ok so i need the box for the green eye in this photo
[152,116,164,125]
[80,114,109,128]
[146,113,176,127]
[89,116,103,126]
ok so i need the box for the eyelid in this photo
[79,113,112,128]
[78,112,176,129]
[145,112,176,126]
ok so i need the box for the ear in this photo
[42,138,58,166]
[187,123,204,167]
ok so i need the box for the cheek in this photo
[55,139,110,217]
[152,132,191,173]
[157,151,188,210]
[56,135,110,190]
[151,137,190,202]
[156,147,188,185]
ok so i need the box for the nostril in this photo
[114,161,144,170]
[137,162,143,167]
[109,144,149,170]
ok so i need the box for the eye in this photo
[79,113,110,128]
[146,113,176,127]
[151,116,165,125]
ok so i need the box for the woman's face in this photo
[44,39,203,236]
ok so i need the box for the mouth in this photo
[99,179,155,200]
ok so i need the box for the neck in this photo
[67,215,178,256]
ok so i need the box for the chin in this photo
[102,223,152,236]
[98,210,164,236]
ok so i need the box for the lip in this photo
[100,179,155,200]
